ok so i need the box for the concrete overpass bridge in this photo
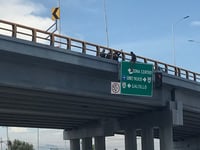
[0,20,200,150]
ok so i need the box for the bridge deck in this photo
[0,19,199,82]
[0,20,200,141]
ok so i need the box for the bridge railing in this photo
[0,20,200,83]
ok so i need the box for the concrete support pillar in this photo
[95,136,105,150]
[159,110,174,150]
[160,124,173,150]
[70,139,80,150]
[142,127,154,150]
[82,137,92,150]
[125,128,137,150]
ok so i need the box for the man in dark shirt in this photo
[100,49,106,58]
[130,51,136,63]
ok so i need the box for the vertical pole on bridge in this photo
[57,0,61,35]
[124,128,137,150]
[70,139,80,150]
[82,137,93,150]
[95,136,106,150]
[160,110,174,150]
[142,127,154,150]
[160,122,173,150]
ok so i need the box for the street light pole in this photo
[57,0,61,35]
[172,16,190,66]
[103,0,109,47]
[172,23,175,65]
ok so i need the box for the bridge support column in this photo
[94,136,105,150]
[142,127,154,150]
[120,108,178,150]
[160,110,174,150]
[82,137,92,150]
[70,139,80,150]
[124,128,137,150]
[160,124,173,150]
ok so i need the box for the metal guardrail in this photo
[0,19,199,83]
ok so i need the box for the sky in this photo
[0,0,200,149]
[1,0,200,72]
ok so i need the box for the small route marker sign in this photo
[111,82,121,94]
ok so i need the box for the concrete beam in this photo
[120,102,183,129]
[120,110,165,129]
[64,126,104,140]
[64,119,120,140]
[174,136,200,150]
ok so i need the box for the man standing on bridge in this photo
[130,51,136,71]
[130,51,136,63]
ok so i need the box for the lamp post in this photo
[103,0,109,47]
[172,16,190,65]
[57,0,61,35]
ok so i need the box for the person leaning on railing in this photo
[100,49,106,58]
[113,51,121,61]
[130,51,136,63]
[130,51,136,71]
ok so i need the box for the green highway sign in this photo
[120,61,153,96]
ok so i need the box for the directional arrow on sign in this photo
[51,7,60,20]
[143,77,147,82]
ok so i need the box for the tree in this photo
[9,139,34,150]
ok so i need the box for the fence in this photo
[0,20,199,82]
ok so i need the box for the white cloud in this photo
[39,129,66,147]
[0,0,53,30]
[191,21,200,26]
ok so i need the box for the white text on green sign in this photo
[120,62,153,96]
